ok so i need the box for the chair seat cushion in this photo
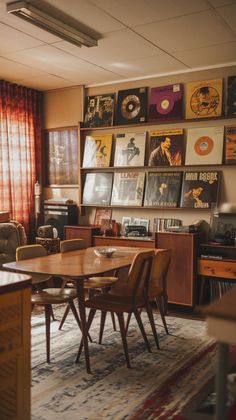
[85,277,118,289]
[31,288,77,305]
[85,292,145,313]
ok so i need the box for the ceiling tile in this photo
[208,0,235,6]
[0,57,45,79]
[0,22,44,53]
[217,3,236,35]
[135,10,235,52]
[14,74,75,91]
[90,0,209,26]
[54,29,162,66]
[4,44,123,85]
[105,53,188,77]
[174,42,236,67]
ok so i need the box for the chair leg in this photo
[69,300,93,343]
[125,313,132,334]
[99,310,107,344]
[110,312,116,331]
[50,304,56,321]
[156,296,169,335]
[134,309,151,352]
[75,308,96,363]
[146,304,160,349]
[58,304,70,330]
[117,313,131,368]
[45,304,51,363]
[125,308,142,334]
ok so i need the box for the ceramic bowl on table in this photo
[94,248,117,258]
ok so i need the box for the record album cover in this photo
[226,76,236,117]
[149,83,183,122]
[180,171,220,209]
[116,87,148,125]
[185,79,223,119]
[148,129,184,167]
[84,94,115,128]
[185,126,224,165]
[82,172,113,205]
[114,132,146,167]
[82,134,112,167]
[144,172,182,207]
[224,126,236,164]
[111,171,145,206]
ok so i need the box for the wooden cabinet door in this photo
[155,232,200,306]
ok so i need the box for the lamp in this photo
[7,1,98,48]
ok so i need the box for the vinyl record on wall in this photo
[149,84,183,122]
[116,87,148,125]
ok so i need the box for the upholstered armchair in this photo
[0,222,27,267]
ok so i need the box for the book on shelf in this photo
[148,128,184,167]
[153,218,182,235]
[144,172,182,207]
[185,126,224,165]
[224,126,236,165]
[114,131,146,167]
[180,171,220,209]
[111,171,145,206]
[94,208,112,226]
[82,134,112,168]
[82,172,113,205]
[84,93,115,128]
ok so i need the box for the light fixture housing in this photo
[7,1,98,48]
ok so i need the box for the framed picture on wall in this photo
[44,127,78,187]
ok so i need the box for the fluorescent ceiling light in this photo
[7,1,98,47]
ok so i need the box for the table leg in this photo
[215,342,229,420]
[76,279,91,374]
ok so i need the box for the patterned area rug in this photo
[31,307,217,420]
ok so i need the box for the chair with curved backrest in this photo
[16,244,53,288]
[76,250,155,368]
[125,248,172,348]
[148,248,172,335]
[16,244,82,363]
[59,238,118,331]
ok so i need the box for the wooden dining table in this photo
[3,246,150,373]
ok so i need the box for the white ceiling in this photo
[0,0,236,91]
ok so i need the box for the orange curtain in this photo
[0,80,43,236]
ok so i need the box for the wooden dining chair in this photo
[76,250,155,368]
[125,248,172,348]
[59,239,118,330]
[16,244,82,362]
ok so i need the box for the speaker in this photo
[44,202,78,239]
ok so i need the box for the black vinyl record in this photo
[116,87,148,125]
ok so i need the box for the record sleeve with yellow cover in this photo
[185,79,222,119]
[82,134,112,168]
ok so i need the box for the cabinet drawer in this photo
[198,259,236,279]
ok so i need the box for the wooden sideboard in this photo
[155,232,203,307]
[198,242,236,303]
[93,235,155,248]
[0,271,31,420]
[64,225,201,307]
[64,225,101,247]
